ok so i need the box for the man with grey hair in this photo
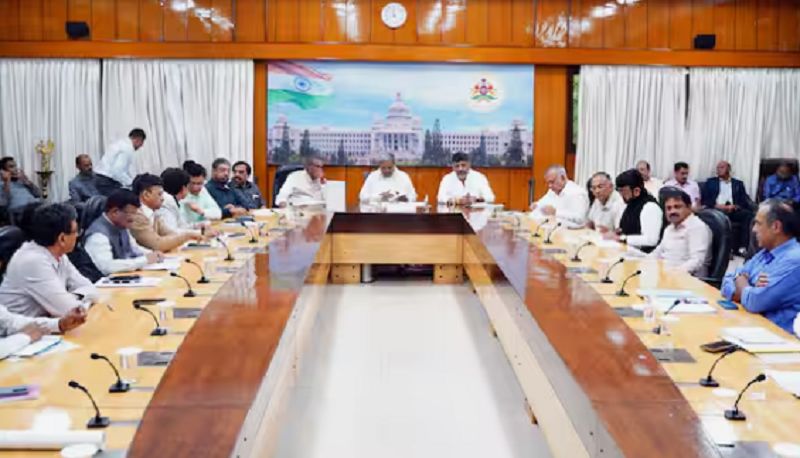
[587,172,625,232]
[636,160,662,197]
[530,165,589,228]
[721,199,800,333]
[275,155,326,207]
[359,154,417,203]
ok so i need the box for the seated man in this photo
[230,161,265,209]
[181,161,222,224]
[0,157,42,218]
[359,153,417,203]
[663,161,702,208]
[530,165,589,228]
[276,155,327,207]
[205,158,248,218]
[650,188,712,277]
[587,172,624,232]
[721,200,800,333]
[606,169,663,252]
[636,160,663,197]
[130,174,201,252]
[85,189,162,275]
[0,203,98,318]
[437,152,494,205]
[763,160,800,204]
[1,305,86,359]
[702,160,755,252]
[95,128,146,195]
[68,154,100,204]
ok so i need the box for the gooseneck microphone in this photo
[532,218,549,238]
[90,353,130,393]
[241,221,259,244]
[570,241,593,262]
[615,270,641,297]
[170,272,196,297]
[653,299,682,334]
[134,302,167,336]
[699,347,739,387]
[601,257,625,284]
[184,258,209,284]
[68,380,110,428]
[216,236,234,262]
[725,373,767,421]
[543,222,562,245]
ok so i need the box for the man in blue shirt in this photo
[230,161,264,210]
[763,161,800,203]
[205,158,248,219]
[721,199,800,334]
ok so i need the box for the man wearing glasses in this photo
[276,155,326,207]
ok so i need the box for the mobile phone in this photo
[109,275,141,283]
[187,243,211,248]
[700,340,738,354]
[133,298,166,306]
[717,299,738,310]
[0,386,29,398]
[227,232,246,238]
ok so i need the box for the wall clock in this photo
[381,2,407,29]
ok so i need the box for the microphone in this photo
[725,373,767,421]
[170,272,196,297]
[241,221,258,244]
[570,241,593,262]
[652,299,682,334]
[699,347,739,387]
[615,270,641,297]
[184,258,209,284]
[532,218,549,238]
[601,257,624,284]
[133,302,167,336]
[68,380,110,428]
[543,222,562,245]
[216,236,234,262]
[90,353,130,393]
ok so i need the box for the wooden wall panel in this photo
[235,0,267,42]
[139,0,163,42]
[272,0,299,42]
[603,2,626,49]
[510,0,534,46]
[68,0,92,25]
[647,0,670,49]
[486,0,512,46]
[42,0,68,40]
[297,0,322,42]
[535,0,568,47]
[532,66,568,200]
[211,0,234,42]
[417,0,443,44]
[777,0,800,52]
[163,0,188,41]
[115,0,139,41]
[756,0,779,51]
[668,2,693,49]
[736,0,758,50]
[393,0,417,44]
[345,0,371,43]
[441,0,466,44]
[625,1,648,49]
[0,0,20,41]
[465,0,489,45]
[321,0,347,42]
[714,0,737,50]
[91,0,116,41]
[692,0,715,39]
[370,0,394,43]
[19,0,44,41]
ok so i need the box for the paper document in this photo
[12,336,61,357]
[140,257,182,271]
[720,327,800,353]
[383,202,426,213]
[636,289,696,298]
[96,277,162,288]
[766,370,800,397]
[592,240,620,249]
[251,208,275,217]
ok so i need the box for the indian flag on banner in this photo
[268,61,333,110]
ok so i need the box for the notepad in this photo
[720,327,800,353]
[140,257,182,271]
[95,277,162,288]
[11,336,61,357]
[636,289,696,298]
[766,370,800,397]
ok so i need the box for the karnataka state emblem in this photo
[471,78,498,103]
[468,76,502,113]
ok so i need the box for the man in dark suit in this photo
[702,160,754,253]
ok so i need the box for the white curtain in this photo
[0,59,101,202]
[101,59,254,176]
[686,68,800,194]
[575,65,687,188]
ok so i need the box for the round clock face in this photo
[381,2,407,29]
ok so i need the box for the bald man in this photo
[702,160,754,252]
[69,154,99,203]
[529,165,589,228]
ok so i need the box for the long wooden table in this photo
[0,208,798,457]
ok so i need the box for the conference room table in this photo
[0,205,798,457]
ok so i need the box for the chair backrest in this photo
[79,195,107,239]
[527,178,535,205]
[695,208,731,284]
[12,201,45,239]
[586,177,595,206]
[757,158,799,202]
[0,225,26,281]
[272,164,305,207]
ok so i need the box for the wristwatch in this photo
[619,234,628,244]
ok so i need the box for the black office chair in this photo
[695,208,732,288]
[586,177,595,206]
[13,202,45,239]
[79,195,107,238]
[0,226,25,282]
[757,158,799,202]
[272,164,305,207]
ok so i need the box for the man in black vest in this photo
[84,189,163,275]
[604,169,664,253]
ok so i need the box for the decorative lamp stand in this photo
[35,140,55,200]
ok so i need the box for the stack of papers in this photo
[383,202,426,213]
[637,289,696,298]
[720,327,800,353]
[11,336,62,357]
[251,208,274,217]
[140,257,182,271]
[766,370,800,397]
[633,298,716,314]
[95,277,162,288]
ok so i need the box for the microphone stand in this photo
[699,347,739,387]
[90,353,130,393]
[68,380,110,428]
[570,241,593,262]
[170,272,196,297]
[184,258,210,284]
[725,374,767,421]
[216,236,234,262]
[543,222,562,245]
[601,258,624,284]
[615,270,641,297]
[134,303,167,336]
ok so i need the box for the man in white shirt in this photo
[359,154,417,203]
[530,165,589,228]
[0,305,86,359]
[0,203,98,318]
[437,152,495,205]
[276,156,326,207]
[636,160,663,197]
[181,161,223,224]
[663,161,702,209]
[650,188,712,277]
[587,172,625,232]
[95,128,146,195]
[85,189,163,275]
[606,169,664,252]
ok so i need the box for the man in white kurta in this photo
[359,155,417,202]
[530,165,589,228]
[587,172,626,232]
[437,153,494,205]
[275,156,326,207]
